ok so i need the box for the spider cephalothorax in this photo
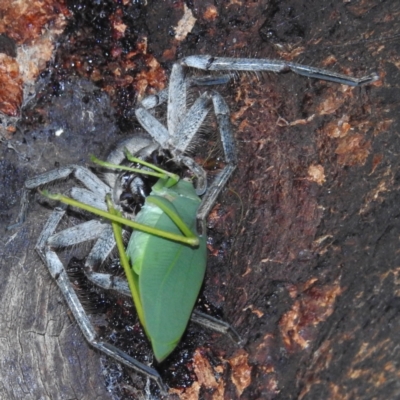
[113,149,175,214]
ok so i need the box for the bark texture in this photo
[1,0,399,399]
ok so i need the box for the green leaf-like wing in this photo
[127,180,207,361]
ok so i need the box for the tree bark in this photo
[1,0,400,399]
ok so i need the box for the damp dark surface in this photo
[1,0,400,399]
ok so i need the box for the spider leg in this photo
[84,223,131,296]
[131,91,168,143]
[43,215,129,294]
[179,155,207,196]
[140,89,168,110]
[10,165,110,228]
[135,106,169,149]
[47,219,108,247]
[134,71,183,150]
[172,91,211,153]
[135,64,235,196]
[188,73,235,87]
[181,55,379,86]
[167,63,188,137]
[70,187,108,210]
[135,88,210,194]
[136,91,211,159]
[191,310,241,344]
[27,165,109,195]
[43,210,131,293]
[189,91,237,235]
[36,207,168,394]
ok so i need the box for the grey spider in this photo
[13,55,378,394]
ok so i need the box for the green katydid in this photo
[43,150,207,361]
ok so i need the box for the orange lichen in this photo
[0,54,23,116]
[228,349,252,396]
[324,117,351,139]
[371,154,383,174]
[193,349,225,399]
[317,86,354,116]
[174,4,196,42]
[335,134,371,166]
[308,164,326,185]
[204,5,218,21]
[170,348,252,399]
[0,0,69,45]
[279,279,343,351]
[111,12,127,40]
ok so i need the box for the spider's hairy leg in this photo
[83,223,131,296]
[134,90,210,194]
[179,155,207,196]
[9,165,110,228]
[38,202,130,294]
[35,206,168,394]
[196,91,237,234]
[135,107,169,149]
[10,156,132,299]
[134,63,220,163]
[173,91,212,153]
[140,88,168,110]
[181,55,379,86]
[188,74,234,87]
[70,187,108,210]
[46,219,108,247]
[172,90,214,195]
[168,62,187,137]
